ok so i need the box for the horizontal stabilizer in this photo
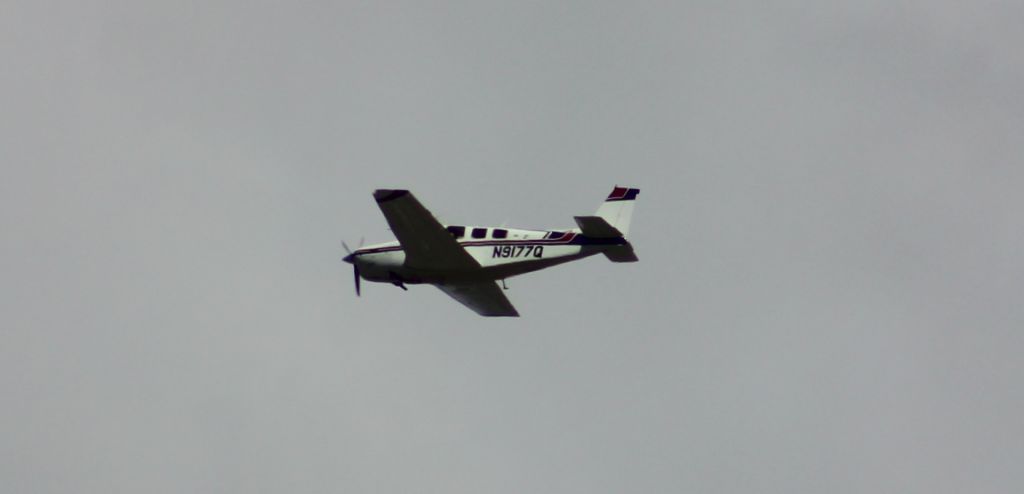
[573,216,623,238]
[603,243,639,262]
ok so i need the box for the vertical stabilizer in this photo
[594,186,639,236]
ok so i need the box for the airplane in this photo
[342,186,639,317]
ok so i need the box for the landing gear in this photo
[389,272,408,291]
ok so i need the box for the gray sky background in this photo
[2,1,1023,492]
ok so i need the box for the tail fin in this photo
[580,186,639,263]
[594,186,639,236]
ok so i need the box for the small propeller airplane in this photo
[342,186,639,317]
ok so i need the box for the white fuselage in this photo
[351,225,610,285]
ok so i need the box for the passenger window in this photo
[471,227,487,239]
[447,225,465,238]
[492,228,508,239]
[548,231,565,240]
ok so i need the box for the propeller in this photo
[342,240,362,296]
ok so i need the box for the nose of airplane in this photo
[342,253,355,264]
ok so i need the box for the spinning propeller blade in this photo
[342,241,360,296]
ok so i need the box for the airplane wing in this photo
[373,189,480,270]
[435,282,520,317]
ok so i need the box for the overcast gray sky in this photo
[3,1,1023,493]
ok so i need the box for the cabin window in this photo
[548,231,565,240]
[471,227,487,239]
[492,228,508,239]
[447,225,465,238]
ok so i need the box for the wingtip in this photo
[373,189,410,202]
